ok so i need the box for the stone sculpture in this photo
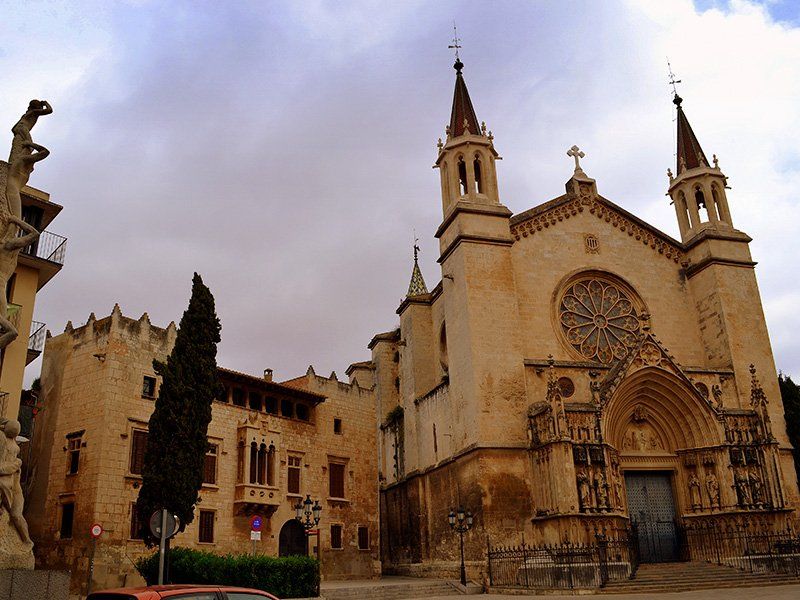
[0,419,34,568]
[705,471,720,509]
[688,474,702,509]
[0,101,49,352]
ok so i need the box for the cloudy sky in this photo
[2,0,799,385]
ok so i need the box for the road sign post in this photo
[149,509,179,585]
[250,515,263,556]
[86,523,103,595]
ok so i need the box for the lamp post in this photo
[448,507,474,586]
[294,495,322,554]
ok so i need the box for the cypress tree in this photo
[779,373,800,485]
[136,273,222,543]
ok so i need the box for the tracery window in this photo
[559,278,641,364]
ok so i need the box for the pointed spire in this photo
[674,95,709,174]
[449,60,480,138]
[406,241,428,297]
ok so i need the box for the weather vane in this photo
[448,22,462,61]
[413,230,420,262]
[667,59,682,97]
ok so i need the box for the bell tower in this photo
[669,94,789,451]
[667,94,734,243]
[434,58,501,215]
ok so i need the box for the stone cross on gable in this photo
[567,145,586,173]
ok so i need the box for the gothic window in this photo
[257,443,267,485]
[559,277,641,364]
[457,157,468,196]
[473,155,483,194]
[249,441,258,484]
[266,445,276,486]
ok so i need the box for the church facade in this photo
[373,59,800,577]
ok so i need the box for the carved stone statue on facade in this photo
[705,471,720,509]
[0,419,34,568]
[688,473,702,510]
[748,470,764,507]
[734,470,751,507]
[594,471,610,510]
[576,470,592,511]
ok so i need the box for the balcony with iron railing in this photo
[27,320,46,365]
[18,230,68,289]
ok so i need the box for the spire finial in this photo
[406,234,428,297]
[667,59,682,105]
[449,22,463,71]
[413,232,420,263]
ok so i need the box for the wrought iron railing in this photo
[21,230,67,266]
[683,520,800,576]
[28,320,46,353]
[487,528,638,590]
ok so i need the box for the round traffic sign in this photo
[90,523,103,538]
[250,515,263,532]
[149,510,180,540]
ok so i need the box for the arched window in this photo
[457,157,468,196]
[695,187,709,222]
[711,185,724,222]
[257,443,267,485]
[249,441,258,484]
[439,323,449,375]
[678,191,690,227]
[473,154,483,194]
[237,441,245,484]
[267,444,276,486]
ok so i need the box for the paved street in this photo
[417,583,800,600]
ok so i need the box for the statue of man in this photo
[577,470,591,511]
[688,474,702,509]
[8,100,52,164]
[4,140,49,221]
[705,472,720,509]
[0,419,32,546]
[0,209,40,349]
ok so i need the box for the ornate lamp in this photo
[448,507,474,586]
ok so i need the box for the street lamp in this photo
[294,494,322,530]
[448,507,474,586]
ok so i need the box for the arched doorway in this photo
[278,519,307,556]
[604,366,722,562]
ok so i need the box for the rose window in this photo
[559,279,641,363]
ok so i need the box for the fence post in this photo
[596,532,609,587]
[486,535,493,587]
[521,533,529,589]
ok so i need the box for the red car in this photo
[87,585,280,600]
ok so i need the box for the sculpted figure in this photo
[4,140,49,221]
[576,470,592,511]
[595,472,610,509]
[749,471,764,506]
[0,211,40,349]
[8,100,51,162]
[735,471,751,507]
[705,472,720,509]
[0,420,31,546]
[688,474,702,509]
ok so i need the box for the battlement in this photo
[49,304,177,352]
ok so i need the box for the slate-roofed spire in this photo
[674,94,709,174]
[449,59,481,138]
[406,242,428,297]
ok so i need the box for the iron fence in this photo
[683,520,800,576]
[487,529,638,590]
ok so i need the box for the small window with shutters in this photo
[287,455,301,494]
[142,375,157,398]
[198,510,215,543]
[129,429,148,475]
[330,523,343,549]
[358,525,369,550]
[66,434,81,475]
[328,461,346,499]
[203,443,218,485]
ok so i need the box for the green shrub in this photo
[135,548,320,598]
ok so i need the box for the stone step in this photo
[322,582,460,600]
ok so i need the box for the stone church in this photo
[372,58,799,576]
